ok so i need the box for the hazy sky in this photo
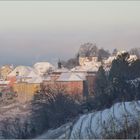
[0,1,140,66]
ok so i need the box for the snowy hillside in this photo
[37,100,140,139]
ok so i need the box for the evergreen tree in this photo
[136,82,140,100]
[94,66,108,97]
[109,77,134,102]
[129,59,140,79]
[108,51,136,102]
[109,52,130,81]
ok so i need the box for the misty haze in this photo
[0,1,140,66]
[0,1,140,139]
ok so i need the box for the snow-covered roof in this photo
[17,71,43,84]
[16,76,43,84]
[56,72,86,82]
[71,64,100,73]
[76,72,87,80]
[26,76,44,84]
[54,67,69,73]
[9,66,44,84]
[8,66,36,77]
[0,79,10,85]
[1,65,14,70]
[26,70,39,78]
[34,62,55,76]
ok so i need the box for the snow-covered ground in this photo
[0,102,31,121]
[37,100,140,139]
[0,102,32,139]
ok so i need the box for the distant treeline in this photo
[61,42,140,69]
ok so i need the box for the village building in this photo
[0,60,98,102]
[43,70,96,100]
[13,81,41,102]
[74,56,101,74]
[42,66,70,90]
[2,65,44,102]
[0,79,11,93]
[12,70,43,102]
[42,60,97,99]
[7,65,36,78]
[44,66,69,82]
[43,72,86,99]
[79,56,98,66]
[0,65,13,80]
[33,62,55,76]
[57,72,87,95]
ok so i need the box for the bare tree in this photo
[129,48,140,58]
[78,42,98,57]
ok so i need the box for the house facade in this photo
[0,65,13,80]
[13,82,41,102]
[43,71,96,100]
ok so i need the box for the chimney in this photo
[16,71,19,76]
[58,59,62,69]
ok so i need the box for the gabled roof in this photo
[8,66,36,77]
[26,70,39,78]
[56,72,86,82]
[54,67,69,73]
[34,62,55,76]
[26,76,44,84]
[71,65,99,73]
